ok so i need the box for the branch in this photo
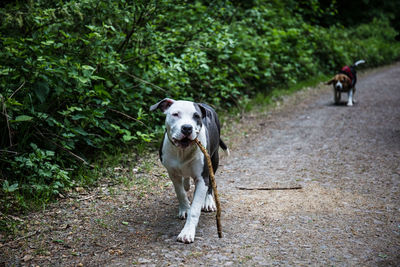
[3,231,38,248]
[1,80,26,147]
[107,108,152,131]
[117,17,140,55]
[123,71,167,93]
[107,108,143,125]
[0,149,18,154]
[34,127,94,168]
[9,80,25,99]
[118,2,151,56]
[1,99,13,147]
[236,186,302,191]
[194,138,222,238]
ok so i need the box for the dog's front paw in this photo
[177,227,195,243]
[347,102,353,106]
[202,194,216,212]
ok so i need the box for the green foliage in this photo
[11,144,70,197]
[1,0,399,211]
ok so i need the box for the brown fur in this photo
[326,74,354,93]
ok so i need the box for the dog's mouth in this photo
[335,82,343,90]
[173,137,194,148]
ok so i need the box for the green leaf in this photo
[72,127,88,136]
[71,114,87,121]
[90,75,105,81]
[122,135,135,142]
[3,180,19,193]
[12,115,33,122]
[41,40,55,46]
[6,99,23,106]
[82,65,95,71]
[77,76,90,84]
[0,68,11,75]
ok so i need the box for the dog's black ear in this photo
[150,98,175,113]
[197,103,209,119]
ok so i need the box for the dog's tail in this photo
[219,139,230,156]
[352,60,366,67]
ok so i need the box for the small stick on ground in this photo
[237,186,302,191]
[3,231,38,247]
[194,138,222,238]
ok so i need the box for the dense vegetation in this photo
[1,0,399,211]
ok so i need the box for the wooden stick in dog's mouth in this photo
[194,138,222,238]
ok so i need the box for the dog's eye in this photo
[172,112,179,117]
[193,113,200,119]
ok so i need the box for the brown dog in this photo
[327,60,365,106]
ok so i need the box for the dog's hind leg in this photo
[183,177,191,192]
[177,177,207,243]
[170,173,190,220]
[202,151,218,212]
[202,186,216,212]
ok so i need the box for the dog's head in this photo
[327,74,351,91]
[150,98,207,148]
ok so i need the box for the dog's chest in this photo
[161,142,204,177]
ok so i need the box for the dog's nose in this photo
[181,124,193,136]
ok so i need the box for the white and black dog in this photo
[150,98,228,243]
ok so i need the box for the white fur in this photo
[335,81,343,91]
[177,177,207,243]
[164,101,202,145]
[202,193,216,212]
[170,173,190,219]
[347,89,353,106]
[354,59,365,66]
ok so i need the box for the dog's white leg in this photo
[177,177,207,243]
[347,89,353,106]
[170,174,190,219]
[202,191,216,212]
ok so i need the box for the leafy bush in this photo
[9,144,70,205]
[1,0,399,210]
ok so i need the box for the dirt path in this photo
[1,63,400,266]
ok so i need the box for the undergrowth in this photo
[1,0,400,216]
